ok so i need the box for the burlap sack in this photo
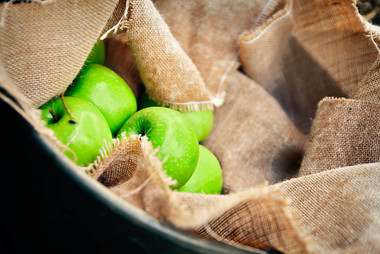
[1,0,379,253]
[0,0,125,108]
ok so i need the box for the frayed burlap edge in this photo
[239,0,292,44]
[123,0,218,112]
[100,0,130,40]
[107,137,313,253]
[89,133,143,187]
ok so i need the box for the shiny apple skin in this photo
[40,96,112,166]
[178,145,223,194]
[117,107,199,189]
[140,92,214,142]
[85,40,105,66]
[66,64,137,135]
[180,110,214,142]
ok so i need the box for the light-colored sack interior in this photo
[1,0,380,253]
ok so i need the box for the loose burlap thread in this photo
[0,0,380,253]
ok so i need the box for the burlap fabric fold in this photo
[1,0,379,253]
[0,0,123,108]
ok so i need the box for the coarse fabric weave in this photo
[0,0,379,253]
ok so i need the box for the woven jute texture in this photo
[0,0,123,108]
[1,0,379,253]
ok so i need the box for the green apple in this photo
[85,40,106,66]
[181,110,214,142]
[40,96,113,167]
[140,92,214,142]
[117,107,199,189]
[66,64,137,135]
[178,145,223,194]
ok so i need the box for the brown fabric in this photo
[0,0,121,108]
[104,34,142,99]
[353,55,380,103]
[91,134,142,187]
[100,0,128,38]
[274,162,380,253]
[239,0,379,133]
[299,97,380,177]
[124,0,213,111]
[108,138,308,253]
[203,71,307,193]
[194,197,309,253]
[155,0,286,98]
[109,137,175,217]
[290,0,378,96]
[1,0,380,253]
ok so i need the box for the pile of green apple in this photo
[39,41,223,194]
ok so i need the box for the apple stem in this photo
[61,93,78,123]
[48,109,58,123]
